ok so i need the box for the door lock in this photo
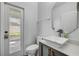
[4,31,9,39]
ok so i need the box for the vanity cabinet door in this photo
[39,42,67,56]
[48,48,55,56]
[43,45,48,56]
[48,48,67,56]
[52,49,67,56]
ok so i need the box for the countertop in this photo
[39,39,79,56]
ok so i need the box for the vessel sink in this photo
[42,36,69,45]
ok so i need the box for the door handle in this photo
[4,31,9,39]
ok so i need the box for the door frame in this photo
[0,2,24,56]
[0,3,1,56]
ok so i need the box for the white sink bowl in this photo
[42,36,69,45]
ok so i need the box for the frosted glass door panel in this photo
[8,8,21,54]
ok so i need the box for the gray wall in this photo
[69,27,79,41]
[38,2,55,20]
[37,19,58,36]
[37,2,57,36]
[8,2,38,55]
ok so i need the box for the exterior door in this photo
[4,3,24,56]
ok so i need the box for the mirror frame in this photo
[51,2,79,34]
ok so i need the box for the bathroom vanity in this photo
[39,42,67,56]
[39,39,79,56]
